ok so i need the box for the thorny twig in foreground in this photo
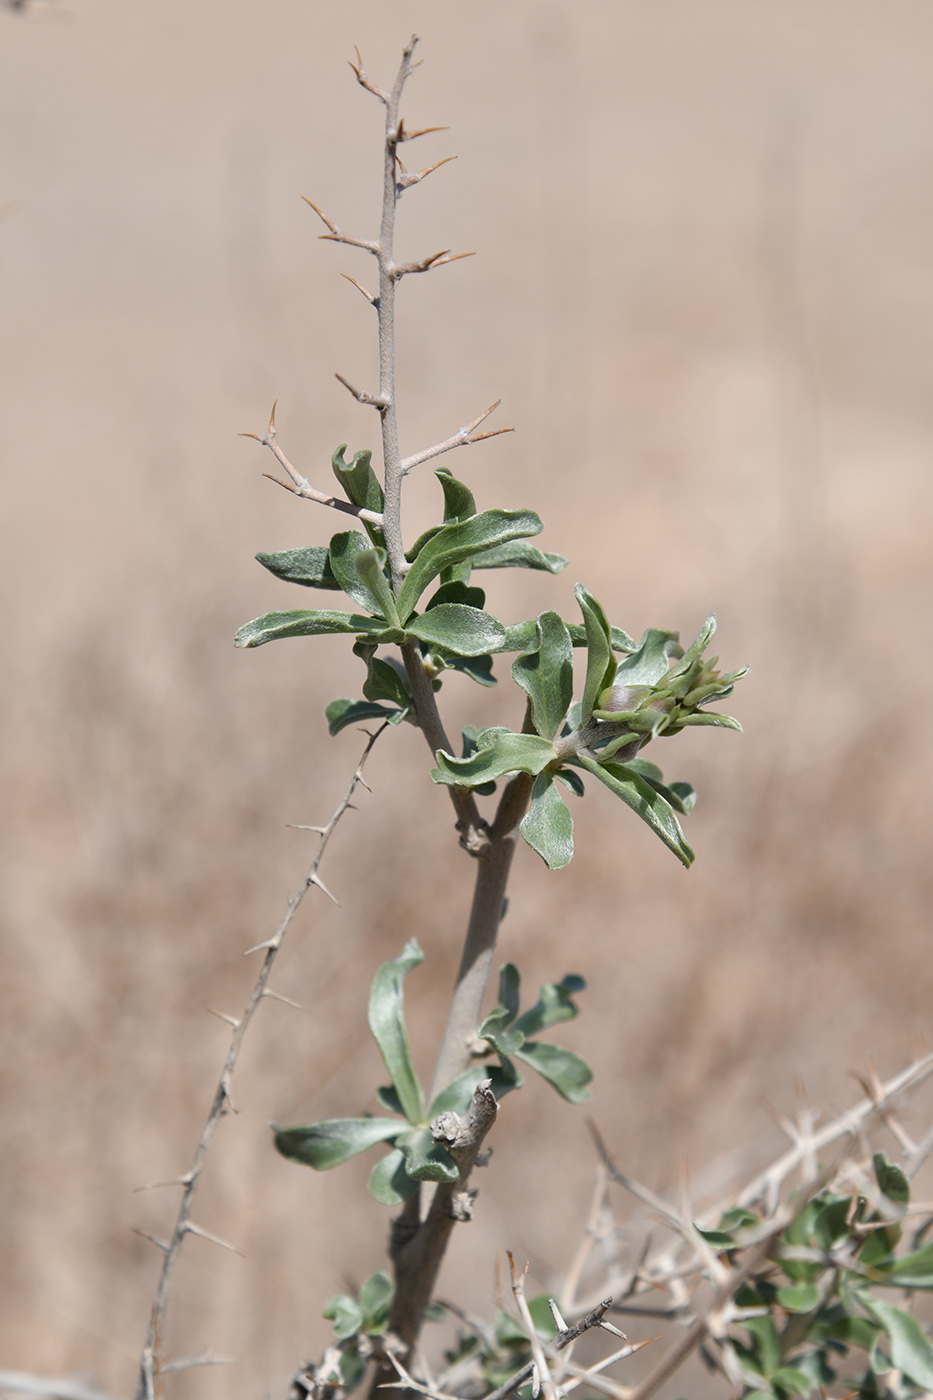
[133,725,387,1400]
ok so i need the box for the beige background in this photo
[3,1,933,1396]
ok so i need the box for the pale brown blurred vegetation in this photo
[2,2,933,1397]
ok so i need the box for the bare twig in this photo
[399,401,514,476]
[508,1254,557,1400]
[134,726,386,1400]
[0,1376,122,1400]
[241,401,384,524]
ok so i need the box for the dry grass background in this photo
[2,1,933,1396]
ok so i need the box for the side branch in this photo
[241,403,383,525]
[399,400,513,476]
[302,198,378,255]
[134,727,386,1400]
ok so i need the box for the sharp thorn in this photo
[262,988,302,1010]
[243,938,278,956]
[287,823,328,833]
[132,1228,170,1253]
[184,1221,245,1257]
[310,873,340,905]
[205,1007,240,1028]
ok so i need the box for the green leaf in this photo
[770,1366,815,1396]
[435,467,477,522]
[498,964,521,1024]
[443,653,497,688]
[458,727,497,795]
[356,549,401,625]
[478,1006,525,1056]
[512,612,574,741]
[575,754,695,867]
[555,767,585,796]
[813,1195,851,1249]
[323,1294,363,1340]
[273,1116,401,1170]
[496,620,636,655]
[375,1085,405,1115]
[874,1152,910,1207]
[367,940,425,1126]
[428,1062,521,1117]
[744,1315,781,1378]
[575,584,616,724]
[255,545,341,589]
[369,1147,420,1205]
[776,1284,820,1313]
[613,627,683,686]
[328,531,387,613]
[425,581,487,612]
[332,444,385,517]
[325,698,404,735]
[396,510,544,621]
[860,1296,933,1390]
[433,728,558,789]
[878,1243,933,1289]
[514,975,585,1038]
[472,540,568,574]
[359,1271,394,1333]
[235,608,387,649]
[396,1127,459,1183]
[361,657,411,711]
[814,1310,880,1350]
[623,759,697,816]
[513,1040,592,1103]
[406,604,506,657]
[520,773,574,869]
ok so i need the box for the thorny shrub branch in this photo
[133,725,387,1400]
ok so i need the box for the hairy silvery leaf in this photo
[520,772,574,869]
[325,698,405,736]
[396,509,543,621]
[512,612,573,741]
[472,541,568,574]
[860,1296,933,1391]
[273,1116,401,1170]
[443,653,497,688]
[496,619,636,655]
[514,975,585,1038]
[235,609,387,649]
[369,1148,419,1206]
[367,940,425,1126]
[575,753,695,867]
[877,1244,933,1290]
[356,549,400,625]
[610,627,683,688]
[328,531,390,615]
[432,729,557,788]
[396,1127,459,1183]
[513,1040,592,1104]
[255,545,340,589]
[554,768,585,797]
[575,584,617,724]
[405,604,506,657]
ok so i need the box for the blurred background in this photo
[2,1,933,1396]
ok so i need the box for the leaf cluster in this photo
[702,1155,933,1398]
[273,941,591,1206]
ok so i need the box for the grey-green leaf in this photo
[878,1243,933,1289]
[575,584,617,724]
[496,620,636,655]
[396,510,544,621]
[328,531,385,612]
[478,1006,525,1056]
[359,1271,394,1332]
[512,612,574,741]
[273,1116,401,1170]
[369,1148,420,1205]
[325,698,404,736]
[576,754,695,867]
[332,444,385,515]
[428,1062,521,1117]
[255,545,341,589]
[367,940,425,1126]
[860,1296,933,1390]
[515,975,585,1038]
[435,467,477,522]
[513,1040,592,1103]
[432,729,558,789]
[235,609,387,649]
[472,541,568,574]
[396,1127,459,1184]
[356,548,400,625]
[361,657,411,711]
[323,1294,363,1340]
[520,772,574,869]
[613,627,683,686]
[498,964,521,1024]
[406,604,506,657]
